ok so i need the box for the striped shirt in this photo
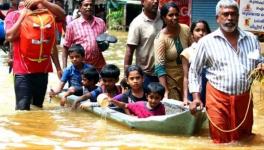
[189,28,261,95]
[64,16,106,70]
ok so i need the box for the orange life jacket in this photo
[19,9,56,73]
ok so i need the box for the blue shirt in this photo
[83,86,102,102]
[61,63,92,88]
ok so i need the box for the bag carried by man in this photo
[19,9,56,73]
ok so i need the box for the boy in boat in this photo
[71,67,101,110]
[109,82,165,118]
[80,64,122,109]
[49,44,92,106]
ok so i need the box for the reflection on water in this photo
[0,31,264,149]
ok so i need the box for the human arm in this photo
[124,44,136,73]
[154,33,169,98]
[7,43,13,73]
[51,44,62,79]
[109,99,126,109]
[181,56,191,106]
[71,93,91,110]
[189,92,203,115]
[188,42,207,114]
[5,9,28,42]
[24,0,65,20]
[49,81,65,97]
[62,46,69,69]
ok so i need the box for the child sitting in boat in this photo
[113,65,147,103]
[49,44,92,106]
[71,67,101,110]
[110,82,166,118]
[80,64,122,109]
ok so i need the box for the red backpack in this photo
[19,9,56,73]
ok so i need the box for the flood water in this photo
[0,31,263,149]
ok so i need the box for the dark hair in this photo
[79,0,95,6]
[160,2,179,18]
[68,44,85,57]
[146,82,165,98]
[190,20,211,34]
[120,78,130,89]
[81,66,99,83]
[125,65,144,78]
[100,64,120,80]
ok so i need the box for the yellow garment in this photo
[154,24,190,100]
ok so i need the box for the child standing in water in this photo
[180,20,211,105]
[114,65,147,103]
[110,82,166,118]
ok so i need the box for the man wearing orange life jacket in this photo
[5,0,65,110]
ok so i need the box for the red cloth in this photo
[127,101,165,118]
[206,83,253,143]
[5,11,53,74]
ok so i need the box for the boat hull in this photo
[58,94,207,135]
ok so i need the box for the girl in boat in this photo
[110,82,166,118]
[113,65,147,103]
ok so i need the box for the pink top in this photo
[126,101,165,118]
[64,16,106,70]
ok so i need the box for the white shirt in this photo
[189,28,261,95]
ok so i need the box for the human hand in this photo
[71,101,80,110]
[19,8,29,17]
[24,0,43,9]
[49,88,56,98]
[7,58,13,67]
[189,99,203,115]
[79,101,92,109]
[56,69,63,79]
[164,90,169,99]
[183,98,191,106]
[60,96,66,107]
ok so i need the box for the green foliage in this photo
[107,7,124,30]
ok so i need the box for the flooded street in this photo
[0,31,263,149]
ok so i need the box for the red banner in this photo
[159,0,191,26]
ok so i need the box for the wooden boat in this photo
[57,93,207,135]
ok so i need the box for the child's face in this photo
[147,92,163,108]
[81,75,93,88]
[192,22,208,42]
[69,51,84,66]
[127,70,143,90]
[102,77,118,90]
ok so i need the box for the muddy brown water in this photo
[0,31,263,149]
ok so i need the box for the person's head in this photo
[79,0,95,19]
[160,2,180,28]
[18,0,25,10]
[68,44,85,66]
[216,0,239,33]
[125,65,144,91]
[81,66,99,88]
[190,20,211,42]
[141,0,159,16]
[120,78,130,92]
[100,64,120,89]
[146,82,165,108]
